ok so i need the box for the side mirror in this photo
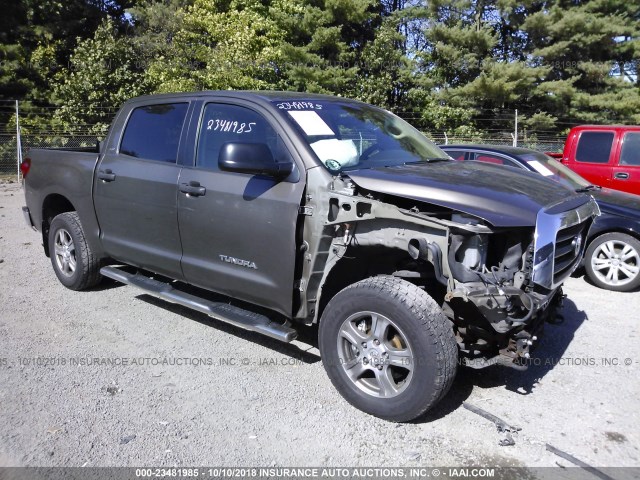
[218,142,293,179]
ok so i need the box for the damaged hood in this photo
[346,161,590,227]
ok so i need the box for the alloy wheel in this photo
[591,239,640,287]
[53,228,77,277]
[337,311,414,398]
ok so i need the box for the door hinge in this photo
[298,206,314,216]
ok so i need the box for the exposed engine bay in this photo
[300,173,597,370]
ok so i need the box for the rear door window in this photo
[575,131,614,164]
[620,132,640,166]
[120,103,189,163]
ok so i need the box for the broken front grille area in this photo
[532,197,599,290]
[553,221,590,283]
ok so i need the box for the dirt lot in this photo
[1,181,639,471]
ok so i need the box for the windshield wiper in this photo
[404,158,452,165]
[575,184,602,193]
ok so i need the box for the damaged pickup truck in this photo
[22,91,599,421]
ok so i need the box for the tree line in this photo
[1,0,638,136]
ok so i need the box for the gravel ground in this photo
[0,181,639,470]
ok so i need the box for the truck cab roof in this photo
[123,90,366,106]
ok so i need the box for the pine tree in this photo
[410,0,536,134]
[274,0,378,95]
[524,0,640,125]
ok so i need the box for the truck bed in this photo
[35,145,100,153]
[23,147,103,255]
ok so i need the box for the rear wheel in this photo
[48,212,102,290]
[585,233,640,292]
[318,276,457,422]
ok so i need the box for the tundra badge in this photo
[219,255,258,269]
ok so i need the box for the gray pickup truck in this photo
[22,91,599,421]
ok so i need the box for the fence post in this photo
[15,100,22,183]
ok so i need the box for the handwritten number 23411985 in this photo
[207,119,256,134]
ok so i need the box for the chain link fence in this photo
[428,135,566,153]
[0,135,19,176]
[0,134,100,177]
[0,132,565,179]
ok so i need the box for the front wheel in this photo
[318,276,458,422]
[584,233,640,292]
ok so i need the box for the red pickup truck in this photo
[550,125,640,196]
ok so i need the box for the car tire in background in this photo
[48,212,102,290]
[318,276,458,422]
[585,232,640,292]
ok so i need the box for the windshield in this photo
[272,100,448,173]
[519,151,591,190]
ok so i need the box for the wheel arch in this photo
[316,246,388,323]
[587,222,640,249]
[314,243,445,324]
[41,194,77,257]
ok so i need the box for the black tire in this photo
[584,232,640,292]
[48,212,102,290]
[318,276,458,422]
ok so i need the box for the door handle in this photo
[615,172,629,180]
[97,169,116,182]
[179,181,206,197]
